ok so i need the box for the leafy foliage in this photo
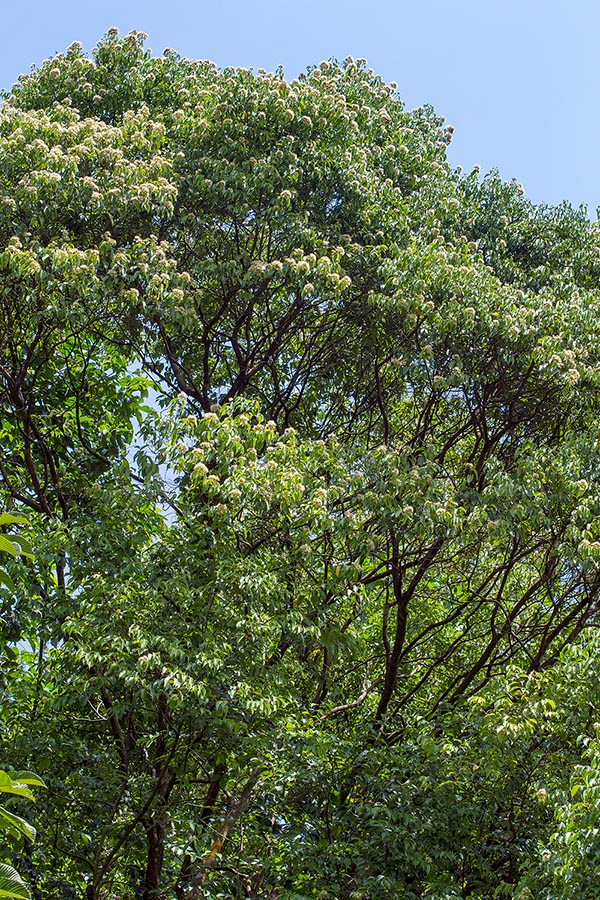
[0,519,43,900]
[2,28,600,899]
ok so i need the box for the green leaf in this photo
[0,538,17,558]
[0,515,28,528]
[0,862,30,899]
[6,537,33,560]
[8,774,46,790]
[0,807,35,843]
[0,571,15,594]
[0,773,34,800]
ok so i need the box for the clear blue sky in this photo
[3,0,599,215]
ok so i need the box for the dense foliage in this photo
[2,29,600,899]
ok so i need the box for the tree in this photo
[2,29,600,898]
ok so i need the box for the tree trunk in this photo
[142,819,166,900]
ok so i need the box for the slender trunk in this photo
[375,535,406,721]
[198,767,264,884]
[142,820,166,900]
[141,693,171,899]
[178,766,264,899]
[175,764,227,899]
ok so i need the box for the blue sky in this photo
[2,0,599,215]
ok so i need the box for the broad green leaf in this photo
[0,807,35,843]
[0,538,16,559]
[8,774,46,790]
[5,538,33,560]
[0,516,28,528]
[0,773,34,800]
[0,863,30,900]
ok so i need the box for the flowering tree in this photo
[2,30,600,899]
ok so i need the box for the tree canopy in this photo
[3,29,600,899]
